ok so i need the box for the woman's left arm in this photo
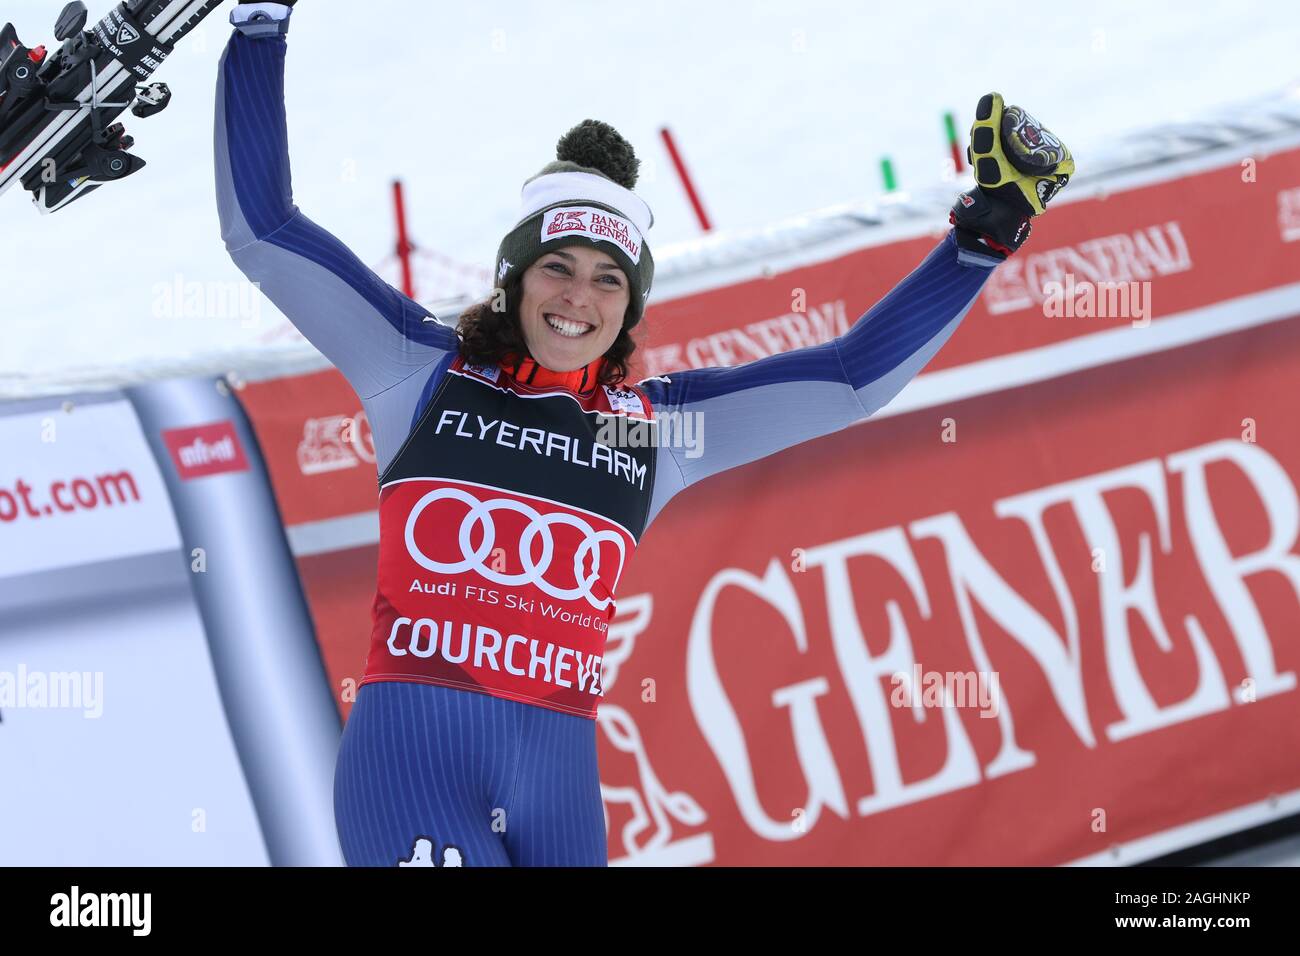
[638,228,1001,529]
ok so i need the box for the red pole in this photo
[659,126,712,232]
[944,110,965,175]
[392,179,416,299]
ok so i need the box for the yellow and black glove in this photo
[950,92,1074,259]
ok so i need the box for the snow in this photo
[0,0,1296,396]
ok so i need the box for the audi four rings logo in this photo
[404,487,626,610]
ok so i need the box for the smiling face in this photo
[517,244,631,371]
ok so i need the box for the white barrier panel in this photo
[0,396,268,865]
[0,401,176,577]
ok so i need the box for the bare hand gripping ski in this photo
[0,0,225,214]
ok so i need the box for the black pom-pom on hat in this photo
[555,119,640,190]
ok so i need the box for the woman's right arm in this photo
[215,3,455,400]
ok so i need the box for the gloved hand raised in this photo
[950,92,1074,259]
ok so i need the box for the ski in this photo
[0,0,225,215]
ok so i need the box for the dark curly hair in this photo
[455,268,637,387]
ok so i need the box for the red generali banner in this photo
[603,319,1300,866]
[238,142,1300,865]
